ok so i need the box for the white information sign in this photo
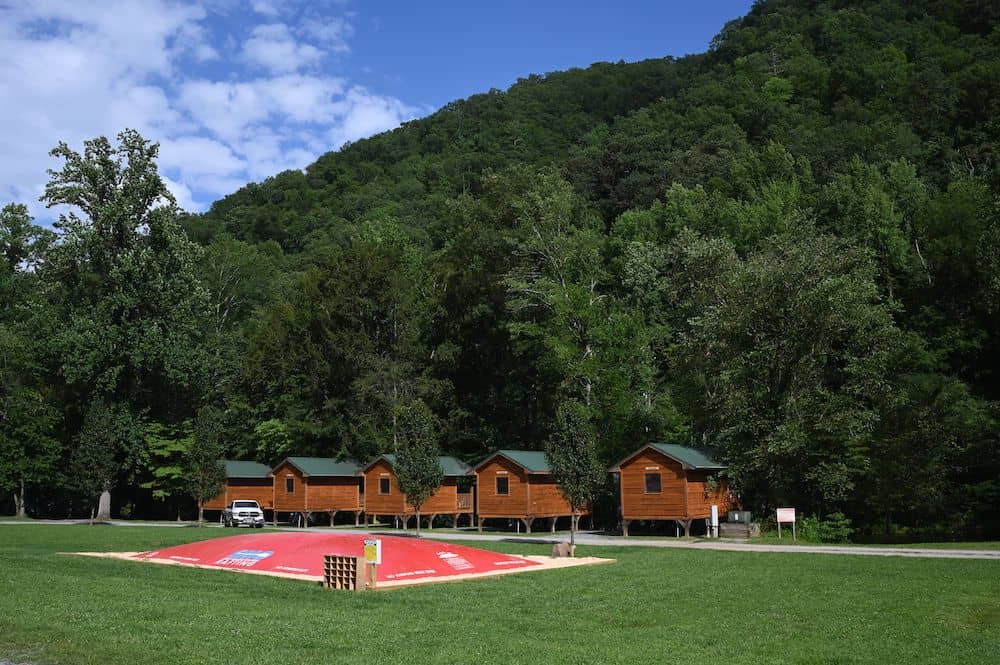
[776,507,796,540]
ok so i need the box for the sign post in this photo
[776,507,796,540]
[363,538,381,589]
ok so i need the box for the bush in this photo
[797,512,854,543]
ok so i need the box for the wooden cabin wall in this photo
[419,477,460,514]
[620,449,687,520]
[364,459,405,515]
[306,477,361,511]
[686,471,731,516]
[527,475,576,516]
[476,457,528,516]
[273,462,306,512]
[204,478,273,511]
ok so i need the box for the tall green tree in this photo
[185,407,227,525]
[393,399,443,535]
[0,204,59,517]
[503,170,654,459]
[545,400,604,552]
[671,229,903,517]
[42,130,208,520]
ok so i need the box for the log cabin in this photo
[362,455,473,529]
[609,443,731,536]
[271,457,363,526]
[203,460,274,517]
[472,450,586,533]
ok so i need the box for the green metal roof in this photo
[365,454,472,477]
[474,449,551,474]
[609,443,726,471]
[282,457,360,477]
[222,460,272,479]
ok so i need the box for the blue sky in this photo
[0,1,753,217]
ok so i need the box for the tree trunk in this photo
[96,487,112,522]
[415,508,421,536]
[15,479,27,517]
[570,512,577,556]
[198,502,205,526]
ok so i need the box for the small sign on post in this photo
[363,538,381,589]
[776,507,796,540]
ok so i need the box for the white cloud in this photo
[0,0,419,216]
[250,0,282,17]
[300,16,353,53]
[242,23,323,73]
[328,87,418,147]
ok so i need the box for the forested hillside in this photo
[3,0,998,538]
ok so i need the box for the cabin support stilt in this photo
[427,514,436,530]
[521,517,534,534]
[328,509,337,526]
[682,519,692,537]
[622,519,631,537]
[354,511,362,526]
[550,517,558,532]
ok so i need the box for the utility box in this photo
[728,510,751,524]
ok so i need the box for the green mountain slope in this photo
[180,0,999,537]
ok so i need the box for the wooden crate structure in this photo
[609,443,732,537]
[323,554,365,590]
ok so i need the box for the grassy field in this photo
[1,526,998,664]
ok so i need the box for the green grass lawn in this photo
[1,526,998,664]
[739,535,1000,550]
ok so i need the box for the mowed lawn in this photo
[1,526,997,665]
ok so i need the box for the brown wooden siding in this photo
[475,457,528,517]
[527,475,580,517]
[363,461,466,515]
[686,470,732,516]
[305,476,362,511]
[620,449,689,520]
[204,477,273,511]
[620,449,730,520]
[475,456,582,519]
[272,462,306,512]
[363,459,405,515]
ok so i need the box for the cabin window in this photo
[644,473,661,494]
[496,476,509,495]
[285,477,294,493]
[379,478,391,495]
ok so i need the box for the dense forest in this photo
[2,0,998,539]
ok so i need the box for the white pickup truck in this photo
[222,500,266,528]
